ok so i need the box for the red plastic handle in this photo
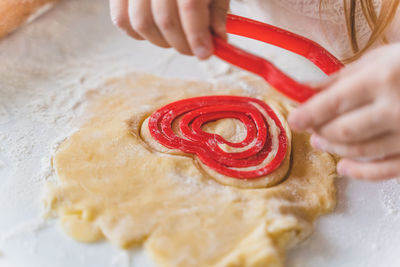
[213,14,344,103]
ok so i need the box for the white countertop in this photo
[0,1,399,267]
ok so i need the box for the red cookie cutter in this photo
[213,14,344,102]
[148,96,287,179]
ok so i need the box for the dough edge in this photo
[42,72,337,267]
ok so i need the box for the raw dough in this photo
[140,96,292,189]
[43,73,336,267]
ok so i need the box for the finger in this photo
[311,133,400,159]
[128,0,170,47]
[288,70,374,132]
[317,102,394,143]
[307,59,366,91]
[307,45,380,89]
[110,0,144,39]
[337,156,400,181]
[210,0,230,39]
[177,0,213,59]
[151,0,192,55]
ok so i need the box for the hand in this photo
[109,0,230,59]
[288,43,400,181]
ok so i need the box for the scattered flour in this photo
[0,1,248,263]
[111,250,132,267]
[379,180,400,215]
[200,57,234,77]
[1,1,400,267]
[0,131,34,163]
[0,218,51,256]
[0,0,150,262]
[0,219,50,243]
[0,105,9,124]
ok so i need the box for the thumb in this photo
[210,0,230,39]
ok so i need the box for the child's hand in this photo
[288,43,400,181]
[109,0,229,59]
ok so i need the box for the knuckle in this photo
[377,68,397,84]
[212,5,228,20]
[132,18,151,34]
[336,126,353,141]
[180,0,197,12]
[156,15,175,31]
[326,97,341,114]
[189,34,207,48]
[349,145,366,157]
[348,166,371,180]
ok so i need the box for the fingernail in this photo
[194,46,211,60]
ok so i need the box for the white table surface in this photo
[0,1,399,267]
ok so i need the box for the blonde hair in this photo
[321,0,400,62]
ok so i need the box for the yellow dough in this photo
[139,94,292,189]
[43,73,336,267]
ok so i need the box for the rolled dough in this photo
[140,96,292,189]
[43,73,336,267]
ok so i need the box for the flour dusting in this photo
[0,0,244,254]
[379,180,400,215]
[1,1,400,267]
[0,105,9,124]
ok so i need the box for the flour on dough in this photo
[139,97,292,189]
[43,73,336,267]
